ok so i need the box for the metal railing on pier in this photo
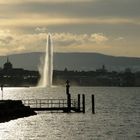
[22,98,77,111]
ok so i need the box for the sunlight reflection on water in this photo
[0,87,140,140]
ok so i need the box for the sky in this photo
[0,0,140,57]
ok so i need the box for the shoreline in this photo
[0,100,36,123]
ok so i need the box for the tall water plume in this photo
[38,33,53,87]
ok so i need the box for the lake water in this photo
[0,87,140,140]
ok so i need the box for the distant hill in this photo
[0,52,140,71]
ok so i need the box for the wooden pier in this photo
[22,81,95,114]
[22,95,85,113]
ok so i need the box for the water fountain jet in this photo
[38,33,53,87]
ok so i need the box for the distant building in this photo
[4,58,13,70]
[64,67,68,72]
[0,58,40,86]
[0,59,139,87]
[96,65,107,73]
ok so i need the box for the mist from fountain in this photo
[38,33,53,87]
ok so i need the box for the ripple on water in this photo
[0,87,140,140]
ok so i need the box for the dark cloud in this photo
[0,0,139,57]
[1,0,139,18]
[0,36,13,45]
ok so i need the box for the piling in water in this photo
[82,94,85,113]
[78,94,80,111]
[67,94,71,112]
[92,94,95,114]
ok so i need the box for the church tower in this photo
[3,57,13,70]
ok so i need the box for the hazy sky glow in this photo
[0,0,140,57]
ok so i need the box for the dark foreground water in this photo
[0,87,140,140]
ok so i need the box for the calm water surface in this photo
[0,87,140,140]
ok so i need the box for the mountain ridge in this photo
[0,52,140,71]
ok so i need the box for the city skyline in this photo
[0,0,140,57]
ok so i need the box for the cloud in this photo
[0,0,139,57]
[0,29,11,36]
[115,37,124,41]
[0,0,139,19]
[0,18,140,28]
[0,0,94,4]
[0,31,109,55]
[53,33,109,46]
[52,33,88,47]
[0,37,13,45]
[0,0,139,27]
[0,30,139,57]
[0,30,13,45]
[35,27,48,33]
[89,33,108,43]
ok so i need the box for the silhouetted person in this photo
[66,80,70,95]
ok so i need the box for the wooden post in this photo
[66,80,71,113]
[1,84,3,100]
[92,94,95,114]
[82,94,85,113]
[78,94,80,111]
[67,94,71,112]
[66,80,70,95]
